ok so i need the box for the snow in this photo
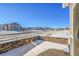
[33,40,44,45]
[49,30,70,38]
[0,43,35,56]
[0,40,44,56]
[24,41,69,56]
[0,40,69,56]
[0,31,19,35]
[0,30,70,56]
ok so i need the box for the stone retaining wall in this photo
[0,37,33,54]
[0,36,68,54]
[42,36,68,44]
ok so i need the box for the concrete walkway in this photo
[23,41,69,56]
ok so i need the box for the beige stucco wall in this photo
[69,3,79,56]
[73,4,79,56]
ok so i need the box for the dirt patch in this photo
[38,49,70,56]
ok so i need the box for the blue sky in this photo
[0,3,69,28]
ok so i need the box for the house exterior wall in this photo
[72,4,79,56]
[67,3,79,56]
[63,3,79,56]
[0,23,22,31]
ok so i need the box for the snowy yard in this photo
[0,39,44,56]
[0,31,19,35]
[0,40,69,56]
[24,41,69,56]
[0,30,70,56]
[49,30,70,38]
[0,43,35,56]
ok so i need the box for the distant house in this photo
[0,23,22,31]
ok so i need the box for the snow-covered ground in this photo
[0,30,70,56]
[0,43,35,56]
[49,30,70,38]
[24,41,69,56]
[0,40,69,56]
[0,39,44,56]
[0,31,19,35]
[33,40,44,45]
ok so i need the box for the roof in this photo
[62,3,70,8]
[62,3,76,9]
